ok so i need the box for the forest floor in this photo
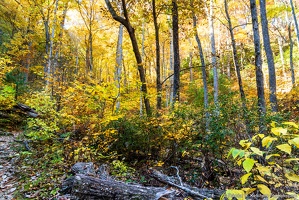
[0,131,20,200]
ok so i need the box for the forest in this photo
[1,0,299,199]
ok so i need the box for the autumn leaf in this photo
[262,136,277,148]
[250,147,264,156]
[285,173,299,182]
[276,143,292,155]
[282,122,299,129]
[243,158,255,173]
[257,184,271,197]
[271,127,287,136]
[240,173,252,184]
[288,137,299,148]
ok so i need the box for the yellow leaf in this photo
[270,121,277,127]
[240,173,252,184]
[224,190,245,200]
[262,136,277,148]
[284,158,299,163]
[255,175,268,183]
[285,173,299,182]
[239,140,252,149]
[265,154,280,160]
[257,184,271,197]
[250,147,264,156]
[242,187,256,195]
[243,158,255,173]
[271,127,287,136]
[256,166,271,176]
[288,137,299,148]
[276,143,292,155]
[282,122,299,129]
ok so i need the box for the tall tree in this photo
[204,0,218,109]
[105,0,151,116]
[191,0,209,129]
[289,22,295,85]
[250,0,266,132]
[115,24,124,112]
[259,0,278,112]
[290,0,299,44]
[172,0,180,103]
[224,0,251,135]
[152,0,162,110]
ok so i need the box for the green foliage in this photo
[227,121,299,198]
[24,92,59,140]
[3,67,27,100]
[111,160,135,179]
[0,85,15,109]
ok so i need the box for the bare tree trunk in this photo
[289,22,295,85]
[205,0,218,110]
[290,0,299,44]
[250,0,266,133]
[260,0,278,112]
[172,0,180,103]
[169,22,174,106]
[153,0,162,110]
[278,37,286,77]
[191,1,209,131]
[115,24,124,112]
[224,0,251,135]
[105,0,151,116]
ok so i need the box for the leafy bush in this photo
[224,122,299,199]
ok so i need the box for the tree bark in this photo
[250,0,266,133]
[105,0,151,116]
[289,22,295,85]
[153,0,162,110]
[290,0,299,44]
[260,0,278,112]
[205,0,218,110]
[224,0,252,135]
[115,24,124,112]
[172,0,180,103]
[191,1,209,130]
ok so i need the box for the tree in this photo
[191,0,209,129]
[250,0,266,132]
[289,22,295,85]
[105,0,151,116]
[224,0,251,134]
[152,0,162,110]
[259,0,278,112]
[204,0,218,110]
[290,0,299,45]
[172,0,180,103]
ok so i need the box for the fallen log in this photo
[149,168,224,199]
[13,103,38,118]
[59,162,175,200]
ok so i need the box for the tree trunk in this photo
[205,0,218,110]
[115,24,124,112]
[260,0,278,112]
[224,0,251,135]
[153,0,162,110]
[278,37,286,77]
[191,2,209,130]
[290,0,299,45]
[172,0,180,103]
[250,0,266,133]
[169,25,174,106]
[289,22,295,86]
[105,0,151,116]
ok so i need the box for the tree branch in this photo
[105,0,128,28]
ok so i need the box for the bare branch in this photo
[105,0,128,28]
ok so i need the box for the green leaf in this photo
[231,148,245,159]
[285,173,299,182]
[243,158,255,173]
[276,143,292,155]
[257,184,271,197]
[240,173,252,184]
